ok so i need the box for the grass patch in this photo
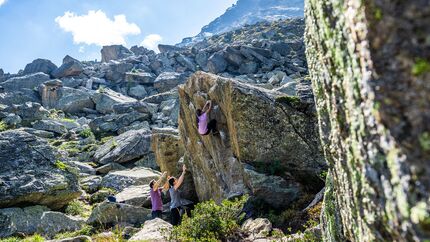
[100,136,114,145]
[58,141,80,156]
[412,58,430,76]
[55,160,68,171]
[276,95,301,106]
[169,196,247,242]
[22,234,45,242]
[65,199,93,218]
[0,121,9,132]
[54,225,94,240]
[79,128,95,139]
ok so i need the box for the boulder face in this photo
[305,0,430,241]
[94,129,152,164]
[23,58,58,76]
[0,131,81,209]
[178,72,325,203]
[101,45,134,62]
[0,205,84,238]
[88,201,151,226]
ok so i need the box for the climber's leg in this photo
[207,119,219,135]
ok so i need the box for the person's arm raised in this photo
[153,171,167,191]
[206,100,212,114]
[174,164,187,191]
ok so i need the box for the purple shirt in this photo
[198,112,208,135]
[150,188,163,211]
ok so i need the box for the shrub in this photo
[169,195,248,242]
[65,200,92,218]
[79,128,95,139]
[0,121,8,132]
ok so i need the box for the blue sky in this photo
[0,0,237,73]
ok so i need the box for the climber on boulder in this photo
[196,100,219,136]
[149,171,167,219]
[164,164,193,225]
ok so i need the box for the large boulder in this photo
[115,185,152,207]
[0,131,81,209]
[89,112,150,135]
[55,87,95,113]
[154,72,186,93]
[0,89,41,106]
[103,61,133,82]
[245,168,301,209]
[88,201,151,226]
[305,0,430,241]
[125,72,156,85]
[207,52,227,74]
[100,167,160,192]
[129,218,172,241]
[32,119,68,134]
[52,56,84,78]
[94,129,152,164]
[101,45,134,62]
[1,72,50,92]
[151,128,197,201]
[178,72,325,203]
[39,80,94,113]
[23,58,58,76]
[0,206,84,238]
[91,88,136,114]
[3,102,49,124]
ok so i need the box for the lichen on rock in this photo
[305,0,430,241]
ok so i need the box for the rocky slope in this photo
[305,0,430,241]
[0,18,323,240]
[178,0,304,46]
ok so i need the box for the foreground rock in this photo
[94,129,151,164]
[88,201,151,226]
[178,72,325,203]
[305,0,430,241]
[100,167,161,191]
[129,218,172,241]
[0,131,81,209]
[0,205,84,238]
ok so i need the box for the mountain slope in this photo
[178,0,304,46]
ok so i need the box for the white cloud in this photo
[0,0,7,7]
[141,34,162,52]
[78,46,85,53]
[55,10,141,46]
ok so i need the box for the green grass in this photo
[65,200,93,218]
[55,160,68,171]
[22,234,45,242]
[54,224,94,240]
[0,237,21,242]
[79,128,95,138]
[412,58,430,76]
[0,121,8,132]
[276,95,301,106]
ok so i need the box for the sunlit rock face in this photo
[178,72,325,207]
